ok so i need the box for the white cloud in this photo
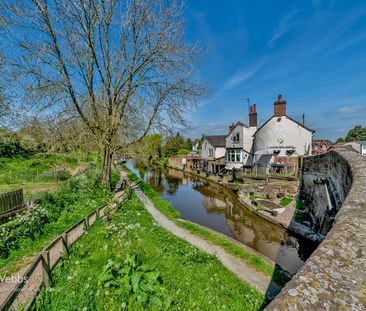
[337,106,366,114]
[267,10,299,49]
[221,57,268,92]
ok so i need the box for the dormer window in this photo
[231,132,240,143]
[276,118,282,122]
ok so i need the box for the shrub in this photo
[0,168,105,260]
[177,149,189,156]
[0,205,49,259]
[56,169,71,181]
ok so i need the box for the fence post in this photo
[62,233,69,255]
[83,217,89,231]
[41,251,51,287]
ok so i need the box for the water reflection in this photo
[127,161,317,274]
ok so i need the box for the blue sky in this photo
[183,0,366,141]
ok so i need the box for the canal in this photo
[127,161,317,274]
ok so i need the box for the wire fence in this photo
[0,169,70,185]
[0,178,131,311]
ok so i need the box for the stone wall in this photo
[266,149,366,310]
[299,151,353,235]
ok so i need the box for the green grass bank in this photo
[34,193,266,310]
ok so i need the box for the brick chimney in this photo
[274,94,286,117]
[249,104,257,127]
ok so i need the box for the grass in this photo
[0,182,61,200]
[34,193,266,310]
[122,164,290,288]
[279,197,293,207]
[0,167,113,276]
[124,166,180,219]
[249,194,258,200]
[0,153,83,185]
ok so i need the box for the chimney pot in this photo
[254,104,257,112]
[278,94,282,101]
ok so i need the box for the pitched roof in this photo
[253,115,315,136]
[226,121,248,137]
[204,135,226,147]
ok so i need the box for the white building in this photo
[253,95,315,169]
[201,135,226,174]
[344,141,366,156]
[192,139,200,152]
[225,104,258,170]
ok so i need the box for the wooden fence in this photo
[0,189,30,224]
[0,179,131,311]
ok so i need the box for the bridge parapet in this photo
[267,149,366,310]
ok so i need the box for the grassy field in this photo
[0,154,84,185]
[122,164,290,288]
[0,166,115,276]
[34,193,266,310]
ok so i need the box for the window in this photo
[231,132,240,143]
[208,148,214,157]
[226,149,241,162]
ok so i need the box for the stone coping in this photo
[266,150,366,310]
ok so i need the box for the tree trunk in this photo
[102,145,113,191]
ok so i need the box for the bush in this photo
[177,149,189,156]
[56,169,71,181]
[0,205,49,259]
[0,168,106,260]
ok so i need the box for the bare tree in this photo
[0,0,206,189]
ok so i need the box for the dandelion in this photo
[82,307,87,311]
[67,275,73,281]
[105,290,109,296]
[121,302,126,308]
[85,284,90,289]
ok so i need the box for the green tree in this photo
[140,134,163,163]
[162,132,185,157]
[345,125,366,142]
[1,0,206,190]
[184,138,193,151]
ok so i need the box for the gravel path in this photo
[131,183,281,297]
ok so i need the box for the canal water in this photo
[127,161,317,274]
